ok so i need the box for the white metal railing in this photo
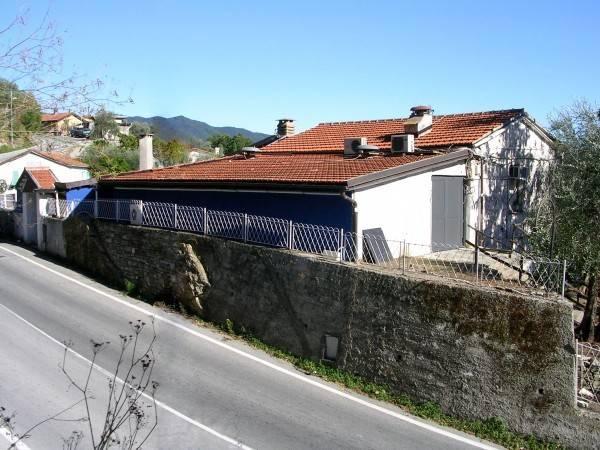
[0,193,16,210]
[577,342,600,412]
[43,198,566,295]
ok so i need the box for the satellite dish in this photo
[0,180,7,194]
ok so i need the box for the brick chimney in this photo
[139,134,154,170]
[277,119,295,137]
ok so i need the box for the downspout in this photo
[340,190,357,235]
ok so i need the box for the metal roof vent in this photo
[391,134,415,153]
[344,137,367,157]
[404,105,433,135]
[242,146,261,158]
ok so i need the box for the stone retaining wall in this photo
[31,217,600,447]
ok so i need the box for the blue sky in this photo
[5,0,600,133]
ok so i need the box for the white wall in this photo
[353,162,466,256]
[0,152,90,196]
[473,119,552,248]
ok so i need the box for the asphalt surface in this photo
[0,242,500,450]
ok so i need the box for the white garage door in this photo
[432,176,464,251]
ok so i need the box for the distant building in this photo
[41,112,82,135]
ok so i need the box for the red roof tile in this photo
[32,150,88,168]
[102,152,439,186]
[41,112,75,122]
[262,109,524,152]
[102,109,521,187]
[26,168,57,190]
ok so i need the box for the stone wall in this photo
[42,218,600,447]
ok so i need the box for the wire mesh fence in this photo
[0,193,16,210]
[577,342,600,412]
[44,198,566,295]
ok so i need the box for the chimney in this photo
[139,134,154,170]
[277,119,295,137]
[404,105,433,135]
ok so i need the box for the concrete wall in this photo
[45,217,600,448]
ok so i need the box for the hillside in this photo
[128,115,269,143]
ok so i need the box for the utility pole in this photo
[9,89,14,147]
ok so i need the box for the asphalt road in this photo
[0,242,500,450]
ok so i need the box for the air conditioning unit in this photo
[130,202,143,225]
[344,137,367,156]
[391,134,415,153]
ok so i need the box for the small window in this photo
[509,164,529,180]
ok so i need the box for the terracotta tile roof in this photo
[26,168,57,190]
[41,112,75,122]
[32,150,89,168]
[262,109,524,152]
[102,152,439,186]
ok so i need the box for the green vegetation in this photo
[91,109,119,139]
[155,138,187,166]
[529,100,600,341]
[208,133,253,156]
[207,317,562,450]
[81,140,139,177]
[0,79,42,148]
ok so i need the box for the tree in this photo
[157,139,187,166]
[529,100,600,341]
[91,110,119,140]
[119,133,139,151]
[81,141,139,177]
[129,122,151,138]
[207,133,252,156]
[0,79,42,144]
[0,8,131,115]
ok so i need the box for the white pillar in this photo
[139,134,154,170]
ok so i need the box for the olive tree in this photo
[529,101,600,341]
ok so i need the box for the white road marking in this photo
[0,244,499,450]
[0,303,252,450]
[0,424,32,450]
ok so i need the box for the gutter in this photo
[101,180,346,194]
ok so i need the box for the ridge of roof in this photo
[318,108,524,126]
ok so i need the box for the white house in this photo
[99,106,552,258]
[0,149,92,245]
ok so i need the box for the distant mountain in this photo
[128,115,269,144]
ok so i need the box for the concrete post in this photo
[173,204,178,229]
[287,221,294,250]
[203,207,208,235]
[243,214,248,242]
